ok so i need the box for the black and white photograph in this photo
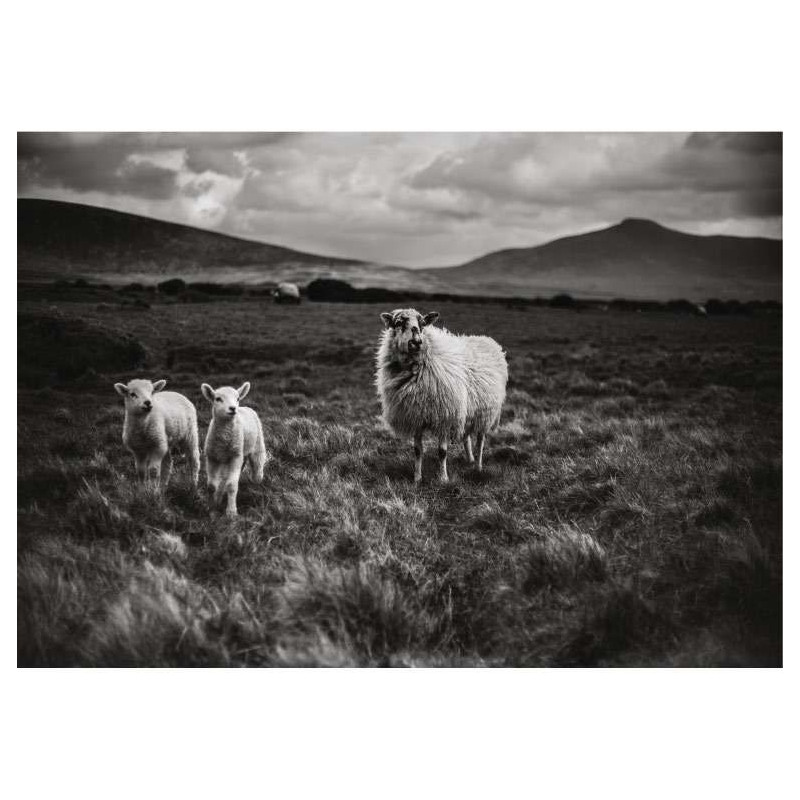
[17,131,782,667]
[8,2,794,797]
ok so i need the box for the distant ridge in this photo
[427,217,782,301]
[17,198,365,278]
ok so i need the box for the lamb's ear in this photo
[114,383,128,397]
[152,379,167,392]
[422,311,439,327]
[380,312,394,329]
[201,383,215,402]
[237,381,251,400]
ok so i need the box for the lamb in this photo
[375,308,508,483]
[201,381,267,517]
[113,378,200,487]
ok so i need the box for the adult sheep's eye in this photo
[215,397,222,402]
[129,393,136,398]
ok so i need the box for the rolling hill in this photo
[430,218,782,301]
[16,198,419,290]
[18,199,782,301]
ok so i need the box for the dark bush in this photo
[549,293,578,309]
[705,298,752,316]
[666,299,699,314]
[307,279,360,302]
[157,278,187,295]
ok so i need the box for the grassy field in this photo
[17,296,782,666]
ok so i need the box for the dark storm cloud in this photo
[18,132,180,199]
[17,132,293,197]
[668,132,782,216]
[685,132,782,154]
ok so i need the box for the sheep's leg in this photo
[413,431,424,484]
[224,483,239,517]
[206,460,220,503]
[134,455,147,483]
[187,436,200,486]
[144,450,165,486]
[463,434,475,464]
[475,432,486,473]
[224,459,243,517]
[160,450,173,489]
[437,436,449,484]
[250,451,266,483]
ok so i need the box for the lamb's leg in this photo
[475,432,486,473]
[224,458,243,517]
[437,436,449,483]
[250,451,266,483]
[252,429,267,482]
[188,433,200,486]
[463,434,474,464]
[413,431,424,484]
[160,450,173,489]
[147,451,165,486]
[134,455,147,483]
[206,460,220,504]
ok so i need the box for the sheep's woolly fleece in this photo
[375,311,508,441]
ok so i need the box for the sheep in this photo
[273,281,301,305]
[113,378,200,487]
[201,381,267,517]
[375,308,508,484]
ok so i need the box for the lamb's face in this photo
[114,378,166,415]
[380,308,439,358]
[202,382,251,421]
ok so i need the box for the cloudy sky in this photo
[17,132,782,267]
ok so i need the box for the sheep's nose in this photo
[143,400,152,408]
[408,340,421,352]
[228,406,237,413]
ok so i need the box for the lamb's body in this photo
[202,383,266,517]
[376,315,507,482]
[116,381,200,486]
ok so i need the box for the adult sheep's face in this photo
[380,308,439,358]
[114,378,166,415]
[202,382,251,420]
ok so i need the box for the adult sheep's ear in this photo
[237,382,251,400]
[114,383,128,397]
[201,383,215,402]
[380,312,394,328]
[152,379,167,392]
[422,311,439,327]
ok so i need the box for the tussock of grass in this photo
[273,557,451,664]
[521,526,607,591]
[86,563,237,666]
[65,482,143,542]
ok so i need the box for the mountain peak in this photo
[615,217,666,232]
